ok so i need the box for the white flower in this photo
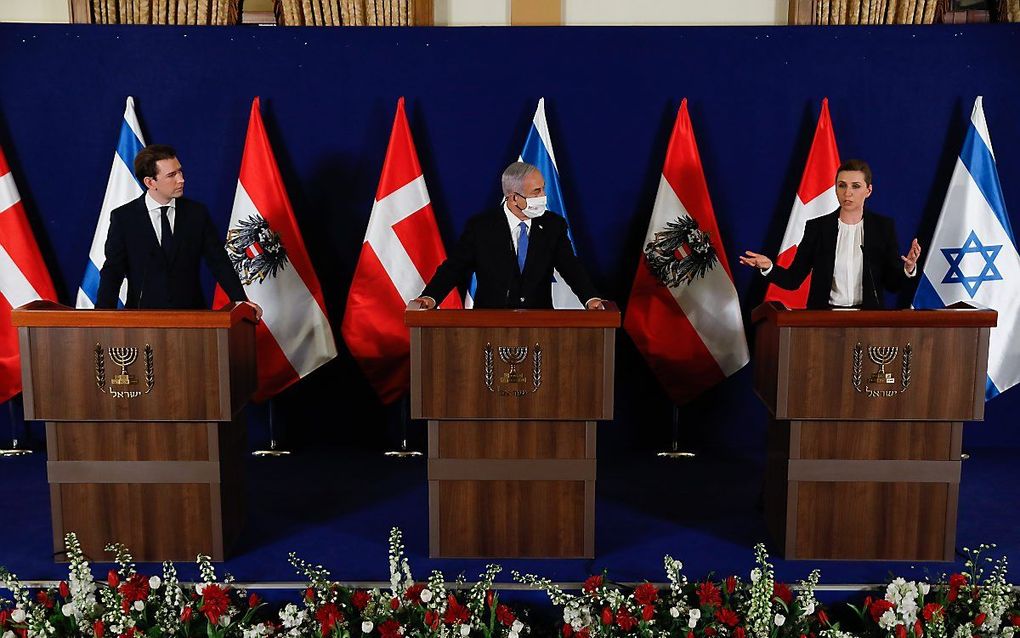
[133,601,145,611]
[689,609,702,621]
[361,621,374,634]
[460,625,471,636]
[921,583,930,595]
[688,618,699,629]
[149,576,162,590]
[420,588,433,603]
[670,607,681,619]
[195,583,205,596]
[11,609,26,624]
[61,603,76,617]
[775,614,786,627]
[512,620,524,633]
[879,610,897,630]
[803,601,816,616]
[509,633,518,638]
[3,631,16,638]
[219,614,232,627]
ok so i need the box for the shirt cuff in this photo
[585,297,602,308]
[760,265,773,276]
[904,265,917,278]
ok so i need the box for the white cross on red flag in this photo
[0,141,58,403]
[341,97,460,404]
[213,97,337,401]
[765,98,841,309]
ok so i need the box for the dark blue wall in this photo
[1,23,1018,451]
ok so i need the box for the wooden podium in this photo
[12,301,257,562]
[751,302,996,560]
[406,303,620,558]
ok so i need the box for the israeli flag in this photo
[913,96,1020,399]
[465,97,583,309]
[75,97,146,308]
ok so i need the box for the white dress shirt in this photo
[503,202,531,253]
[829,218,864,307]
[145,192,176,243]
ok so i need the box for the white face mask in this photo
[520,195,547,219]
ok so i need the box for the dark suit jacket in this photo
[766,210,911,309]
[421,207,599,309]
[96,194,247,309]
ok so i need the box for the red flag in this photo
[213,97,337,401]
[765,98,841,308]
[624,100,748,405]
[0,142,58,403]
[341,98,461,404]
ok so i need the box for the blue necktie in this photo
[516,221,529,273]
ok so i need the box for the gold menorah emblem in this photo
[109,347,138,385]
[867,346,899,384]
[498,346,529,384]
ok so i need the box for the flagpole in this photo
[384,394,422,458]
[656,404,696,459]
[253,400,290,457]
[0,399,32,458]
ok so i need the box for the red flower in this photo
[687,632,695,638]
[199,584,230,625]
[600,607,613,625]
[716,608,740,627]
[948,574,967,589]
[697,582,722,609]
[486,590,495,608]
[634,583,658,605]
[107,571,120,588]
[305,588,315,602]
[774,583,794,606]
[249,593,262,609]
[642,605,655,621]
[93,620,105,638]
[315,603,344,635]
[577,629,590,638]
[817,610,830,626]
[923,603,945,621]
[870,600,896,623]
[496,604,516,627]
[389,597,400,611]
[351,590,370,610]
[974,613,987,627]
[562,624,574,637]
[118,574,150,603]
[122,628,136,638]
[425,611,440,630]
[59,581,70,599]
[735,628,746,638]
[895,624,907,638]
[705,627,718,637]
[616,608,637,632]
[180,607,193,623]
[726,576,737,594]
[378,620,402,638]
[121,599,131,613]
[404,583,425,605]
[1011,615,1020,627]
[0,609,10,628]
[443,595,470,625]
[584,575,604,593]
[36,590,54,609]
[914,620,924,638]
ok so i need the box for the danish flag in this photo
[341,98,461,404]
[0,141,58,403]
[765,98,841,308]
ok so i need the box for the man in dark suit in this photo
[740,159,922,309]
[96,144,258,315]
[414,161,603,310]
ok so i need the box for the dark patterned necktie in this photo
[160,205,173,258]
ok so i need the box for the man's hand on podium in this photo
[245,301,263,321]
[411,296,436,310]
[585,298,606,310]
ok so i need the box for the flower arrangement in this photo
[2,536,1017,638]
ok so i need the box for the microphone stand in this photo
[656,404,696,459]
[252,400,290,457]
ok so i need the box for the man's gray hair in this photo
[501,161,539,197]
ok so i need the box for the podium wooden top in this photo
[405,301,621,328]
[750,301,997,328]
[12,300,257,329]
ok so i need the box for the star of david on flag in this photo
[913,97,1020,399]
[939,230,1002,297]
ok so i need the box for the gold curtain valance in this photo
[273,0,432,26]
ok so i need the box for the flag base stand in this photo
[0,445,32,458]
[384,398,422,458]
[252,439,290,457]
[656,405,696,459]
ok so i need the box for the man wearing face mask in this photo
[414,161,603,310]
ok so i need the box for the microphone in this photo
[860,244,879,308]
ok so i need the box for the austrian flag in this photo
[624,100,748,405]
[213,97,337,401]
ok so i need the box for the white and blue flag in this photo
[76,97,146,308]
[466,97,583,308]
[913,96,1020,399]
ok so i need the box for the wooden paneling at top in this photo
[797,421,955,460]
[437,421,586,459]
[417,326,608,420]
[52,422,210,461]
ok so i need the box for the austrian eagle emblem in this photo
[225,215,289,285]
[643,215,718,287]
